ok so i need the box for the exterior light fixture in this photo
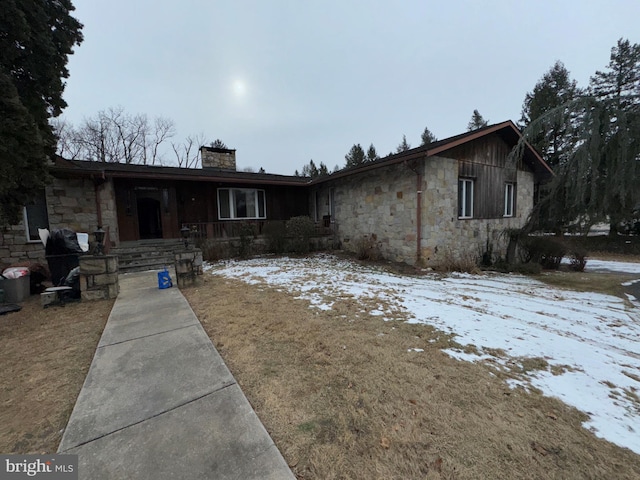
[93,226,105,255]
[180,225,191,248]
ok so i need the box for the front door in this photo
[137,196,163,239]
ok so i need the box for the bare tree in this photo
[171,133,206,168]
[53,107,175,164]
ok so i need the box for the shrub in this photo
[568,246,588,272]
[196,239,231,262]
[286,216,315,254]
[439,247,480,273]
[237,222,257,258]
[355,234,381,261]
[519,236,567,270]
[263,221,287,254]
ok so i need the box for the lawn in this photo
[184,253,640,479]
[0,295,113,453]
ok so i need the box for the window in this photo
[458,179,473,218]
[24,190,49,242]
[217,188,266,220]
[504,183,515,217]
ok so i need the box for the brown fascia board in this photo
[310,120,553,185]
[50,159,310,187]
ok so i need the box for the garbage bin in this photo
[46,254,80,286]
[45,229,83,286]
[0,274,31,303]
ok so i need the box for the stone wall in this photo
[79,254,119,300]
[0,176,119,267]
[313,162,420,264]
[419,157,533,267]
[316,156,535,267]
[200,147,237,170]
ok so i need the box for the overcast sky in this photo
[60,1,639,174]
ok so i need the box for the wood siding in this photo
[448,133,522,219]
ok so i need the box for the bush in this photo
[439,247,480,273]
[286,216,315,254]
[355,234,381,261]
[196,239,231,262]
[519,236,567,270]
[263,221,287,254]
[237,222,257,258]
[568,245,588,272]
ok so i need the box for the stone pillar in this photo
[79,255,119,301]
[174,249,203,288]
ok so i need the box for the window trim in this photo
[458,178,474,219]
[23,191,50,243]
[217,188,266,220]
[504,183,515,217]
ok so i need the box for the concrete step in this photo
[112,240,186,274]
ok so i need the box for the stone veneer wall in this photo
[201,148,237,170]
[315,161,422,264]
[420,156,533,267]
[79,254,119,300]
[316,156,534,267]
[0,176,119,267]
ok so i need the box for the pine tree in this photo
[396,135,411,153]
[302,159,319,177]
[210,139,227,148]
[366,144,380,162]
[467,110,488,131]
[520,61,580,169]
[519,39,640,235]
[317,162,329,177]
[0,0,83,224]
[420,127,437,146]
[345,144,366,167]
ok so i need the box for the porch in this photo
[181,219,335,241]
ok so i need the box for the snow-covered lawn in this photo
[204,254,640,454]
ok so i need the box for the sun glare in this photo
[233,79,246,97]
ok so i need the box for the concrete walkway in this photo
[58,270,295,480]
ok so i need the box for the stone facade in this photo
[313,155,535,268]
[174,249,203,288]
[420,156,534,267]
[79,254,119,301]
[200,146,237,170]
[0,176,118,267]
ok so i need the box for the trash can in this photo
[45,229,83,286]
[0,274,31,303]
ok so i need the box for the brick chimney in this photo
[200,146,236,170]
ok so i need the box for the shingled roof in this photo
[50,157,310,187]
[310,120,553,185]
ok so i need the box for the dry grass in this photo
[533,270,637,299]
[0,295,112,453]
[184,273,640,480]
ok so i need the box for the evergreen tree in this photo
[396,135,411,153]
[519,39,640,235]
[420,126,437,146]
[210,138,227,148]
[301,159,319,177]
[467,110,488,131]
[588,38,640,233]
[590,38,640,110]
[366,144,380,162]
[317,162,329,177]
[520,61,580,169]
[345,144,366,167]
[0,0,83,224]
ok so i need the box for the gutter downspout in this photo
[416,167,422,265]
[404,157,424,265]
